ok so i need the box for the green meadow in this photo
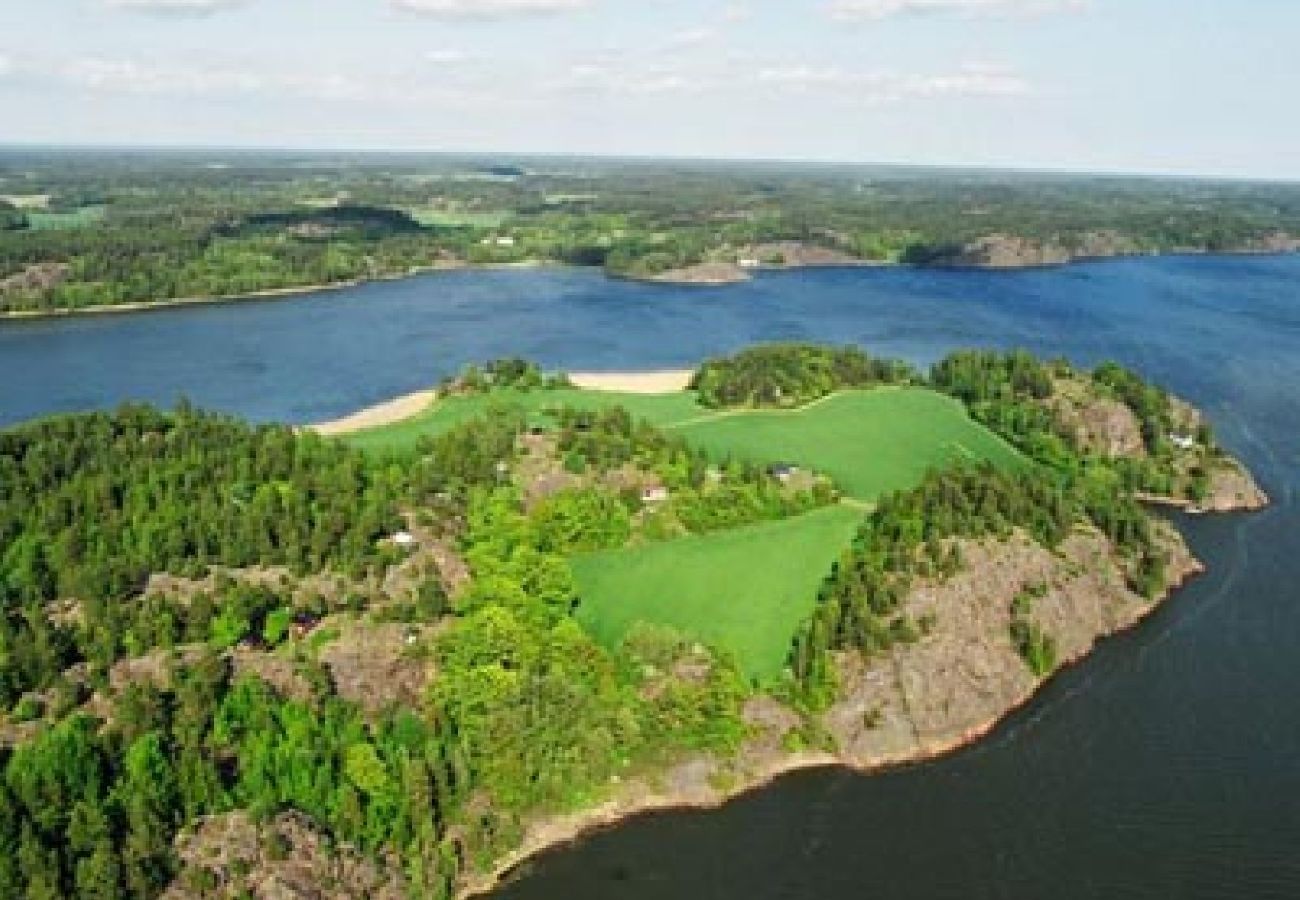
[348,381,1025,679]
[348,384,1023,503]
[407,207,511,228]
[24,205,107,231]
[572,504,864,682]
[344,386,704,455]
[673,387,1025,502]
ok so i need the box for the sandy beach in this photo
[567,369,694,393]
[311,389,438,436]
[310,369,692,437]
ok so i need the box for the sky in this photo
[1,0,1297,180]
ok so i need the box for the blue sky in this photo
[2,0,1297,179]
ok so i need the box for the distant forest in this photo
[2,149,1299,313]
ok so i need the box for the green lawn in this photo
[25,205,106,230]
[407,208,511,228]
[348,385,1024,502]
[673,387,1025,502]
[572,504,864,682]
[346,382,1024,679]
[344,386,706,455]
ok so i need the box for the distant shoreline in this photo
[2,248,1296,322]
[0,260,555,322]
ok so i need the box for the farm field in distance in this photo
[572,504,865,682]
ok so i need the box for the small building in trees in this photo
[641,485,670,505]
[767,463,799,483]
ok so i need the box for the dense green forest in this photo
[0,347,1242,897]
[691,343,917,408]
[0,397,753,898]
[3,150,1299,313]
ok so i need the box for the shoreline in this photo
[458,550,1210,900]
[0,260,556,322]
[4,248,1296,322]
[309,369,696,436]
[566,369,694,394]
[310,389,440,436]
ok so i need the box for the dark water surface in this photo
[2,256,1298,898]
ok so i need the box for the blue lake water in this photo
[2,255,1298,899]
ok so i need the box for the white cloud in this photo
[103,0,246,15]
[667,27,716,47]
[62,57,376,103]
[828,0,1086,21]
[66,58,264,94]
[425,48,474,64]
[0,54,13,78]
[547,60,704,96]
[757,62,1031,101]
[392,0,592,18]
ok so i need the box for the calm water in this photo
[3,256,1299,898]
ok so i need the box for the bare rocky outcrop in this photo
[647,261,749,285]
[1044,376,1269,513]
[643,241,869,285]
[143,566,362,611]
[1070,229,1144,260]
[1201,463,1269,512]
[743,241,866,268]
[166,810,405,900]
[826,526,1198,761]
[317,620,436,714]
[1048,376,1147,457]
[946,233,1073,269]
[0,262,70,295]
[1239,231,1300,254]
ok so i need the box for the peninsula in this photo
[0,342,1266,899]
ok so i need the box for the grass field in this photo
[346,382,1024,678]
[407,208,511,228]
[572,504,864,682]
[348,385,1024,502]
[24,205,106,230]
[344,386,705,455]
[673,388,1025,502]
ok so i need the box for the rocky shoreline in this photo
[4,242,1296,318]
[457,495,1260,899]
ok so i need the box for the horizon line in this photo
[1,141,1297,187]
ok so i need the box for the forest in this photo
[3,149,1300,313]
[690,343,917,408]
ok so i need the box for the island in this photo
[0,343,1266,899]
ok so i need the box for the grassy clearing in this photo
[347,384,1024,501]
[407,208,511,228]
[673,387,1025,502]
[572,504,864,682]
[25,205,107,230]
[344,386,705,455]
[345,382,1024,679]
